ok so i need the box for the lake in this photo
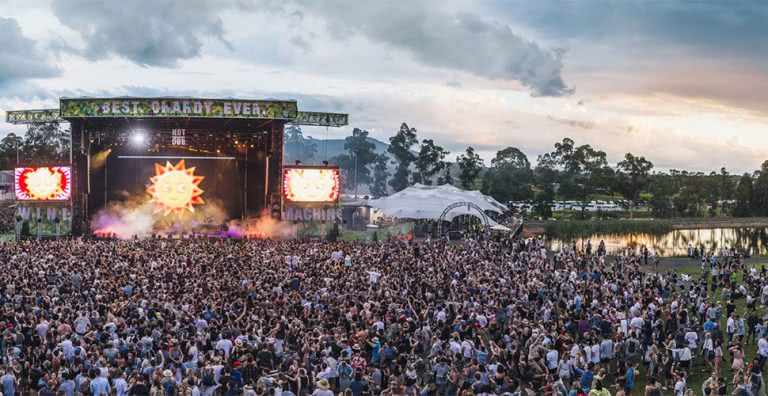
[547,227,768,257]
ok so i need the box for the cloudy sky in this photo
[2,0,768,172]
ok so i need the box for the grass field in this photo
[623,257,768,395]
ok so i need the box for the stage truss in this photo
[436,201,491,237]
[6,109,349,127]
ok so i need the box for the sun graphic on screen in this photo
[146,160,204,216]
[23,168,67,200]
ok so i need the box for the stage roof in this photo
[5,97,348,127]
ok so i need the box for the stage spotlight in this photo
[131,130,146,145]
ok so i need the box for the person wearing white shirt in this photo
[367,271,381,284]
[449,339,461,355]
[758,335,768,369]
[461,340,474,359]
[546,348,559,370]
[590,343,600,365]
[674,374,686,396]
[215,338,233,360]
[599,338,613,362]
[727,315,736,340]
[684,330,698,349]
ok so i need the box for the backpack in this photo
[202,369,215,387]
[628,340,637,354]
[163,380,177,396]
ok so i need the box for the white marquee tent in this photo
[368,183,508,225]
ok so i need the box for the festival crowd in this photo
[0,236,767,396]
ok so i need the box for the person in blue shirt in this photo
[349,372,369,396]
[58,373,76,396]
[113,370,129,396]
[1,371,17,396]
[704,318,716,333]
[89,372,111,396]
[625,362,639,394]
[573,362,595,393]
[368,337,381,363]
[475,345,489,366]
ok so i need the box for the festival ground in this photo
[638,257,768,395]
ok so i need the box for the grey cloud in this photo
[0,17,60,86]
[51,0,230,67]
[298,2,572,97]
[494,1,768,62]
[546,115,595,130]
[290,36,312,53]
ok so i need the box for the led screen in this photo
[15,166,72,201]
[283,167,340,203]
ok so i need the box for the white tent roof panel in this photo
[369,184,507,222]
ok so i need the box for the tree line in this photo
[0,122,70,169]
[4,122,768,219]
[289,123,768,219]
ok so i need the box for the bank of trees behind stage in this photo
[0,121,69,169]
[6,122,768,219]
[324,126,768,219]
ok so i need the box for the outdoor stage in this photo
[6,97,348,237]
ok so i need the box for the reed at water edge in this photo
[544,219,674,239]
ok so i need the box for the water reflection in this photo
[547,227,768,257]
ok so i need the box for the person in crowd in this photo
[0,235,761,395]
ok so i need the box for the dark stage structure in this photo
[6,97,348,236]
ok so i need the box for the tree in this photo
[388,123,418,192]
[438,162,454,185]
[717,167,736,215]
[456,147,483,189]
[21,121,69,165]
[734,173,753,217]
[533,184,554,219]
[284,125,316,164]
[752,161,768,216]
[369,153,390,198]
[616,153,653,218]
[538,137,613,212]
[330,128,377,192]
[491,146,531,169]
[413,139,448,185]
[481,147,534,203]
[648,172,676,218]
[0,133,23,169]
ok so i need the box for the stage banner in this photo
[60,98,298,120]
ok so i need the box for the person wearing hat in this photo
[367,337,381,364]
[231,361,244,389]
[312,379,333,396]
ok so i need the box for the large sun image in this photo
[15,167,71,200]
[146,160,205,216]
